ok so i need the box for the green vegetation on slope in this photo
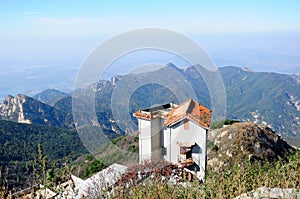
[112,151,300,199]
[0,120,87,162]
[0,120,88,190]
[70,134,139,179]
[210,119,240,129]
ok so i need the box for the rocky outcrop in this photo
[0,94,69,127]
[0,94,31,124]
[235,186,300,199]
[208,122,295,168]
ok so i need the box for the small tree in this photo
[30,144,49,198]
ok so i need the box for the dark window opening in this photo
[179,145,193,164]
[161,147,167,156]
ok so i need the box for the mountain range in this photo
[0,64,300,191]
[220,66,300,145]
[0,94,73,128]
[0,64,299,146]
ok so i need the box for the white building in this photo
[57,163,128,198]
[133,98,211,180]
[12,163,127,199]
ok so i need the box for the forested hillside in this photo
[0,120,88,190]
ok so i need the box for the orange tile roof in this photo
[133,99,211,128]
[163,99,211,128]
[133,110,151,120]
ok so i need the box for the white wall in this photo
[139,117,163,162]
[139,119,152,162]
[139,117,207,179]
[163,119,207,175]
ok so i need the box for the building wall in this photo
[139,118,152,162]
[151,117,162,159]
[163,119,207,175]
[139,117,163,162]
[139,117,207,179]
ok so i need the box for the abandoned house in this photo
[133,98,211,180]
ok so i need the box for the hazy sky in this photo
[0,1,299,63]
[0,0,300,98]
[1,1,300,36]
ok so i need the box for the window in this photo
[179,146,192,162]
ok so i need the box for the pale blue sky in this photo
[1,0,300,39]
[0,0,299,64]
[1,1,299,50]
[0,0,300,98]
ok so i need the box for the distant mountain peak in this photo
[165,63,182,73]
[0,94,32,124]
[241,67,256,72]
[33,89,69,105]
[0,94,69,127]
[5,94,14,99]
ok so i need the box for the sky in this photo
[1,1,300,36]
[0,0,300,97]
[1,1,300,62]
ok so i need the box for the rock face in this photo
[235,186,300,199]
[0,95,32,124]
[0,94,68,127]
[208,122,295,168]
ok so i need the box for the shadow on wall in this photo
[192,143,202,154]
